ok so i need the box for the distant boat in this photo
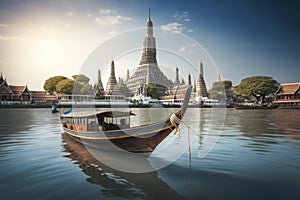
[234,104,278,110]
[51,103,59,113]
[60,86,192,153]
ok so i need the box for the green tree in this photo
[117,82,132,97]
[72,74,90,84]
[55,79,75,94]
[43,76,67,94]
[80,83,91,94]
[209,80,232,101]
[72,74,91,94]
[145,84,159,99]
[234,76,279,104]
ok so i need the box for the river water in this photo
[0,108,300,199]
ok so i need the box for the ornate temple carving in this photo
[95,69,104,96]
[106,60,117,92]
[124,8,173,96]
[196,62,208,97]
[174,67,181,86]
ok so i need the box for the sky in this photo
[0,0,299,90]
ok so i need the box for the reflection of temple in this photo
[124,9,173,96]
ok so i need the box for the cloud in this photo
[65,24,71,28]
[179,43,197,54]
[0,35,23,40]
[173,11,190,22]
[65,12,73,17]
[160,22,185,33]
[105,31,118,39]
[94,15,133,25]
[0,24,15,28]
[94,8,132,25]
[38,27,56,34]
[163,11,195,34]
[179,46,187,52]
[39,27,50,31]
[108,31,117,36]
[99,9,117,14]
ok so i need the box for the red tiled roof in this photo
[31,90,56,100]
[31,91,47,95]
[161,85,192,100]
[9,85,26,94]
[277,83,300,95]
[160,95,174,100]
[176,85,190,89]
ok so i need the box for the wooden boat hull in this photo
[63,118,176,152]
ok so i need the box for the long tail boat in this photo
[60,85,192,153]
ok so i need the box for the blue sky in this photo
[0,0,299,90]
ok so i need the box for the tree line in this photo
[43,74,91,95]
[209,76,279,104]
[44,74,279,104]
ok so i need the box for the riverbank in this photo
[0,103,152,109]
[0,103,53,108]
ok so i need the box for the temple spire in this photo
[124,8,173,96]
[217,70,221,82]
[126,69,130,80]
[106,60,118,91]
[196,62,208,97]
[148,8,151,21]
[193,78,197,93]
[181,78,185,85]
[0,72,4,85]
[96,69,104,93]
[174,66,180,86]
[188,73,191,85]
[200,62,204,77]
[139,8,156,65]
[146,8,153,37]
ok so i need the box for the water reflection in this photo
[0,109,57,156]
[61,133,183,199]
[272,109,300,140]
[193,108,226,158]
[226,109,300,153]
